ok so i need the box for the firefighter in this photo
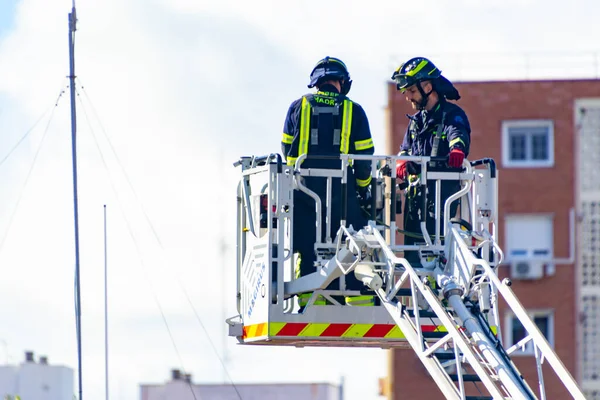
[391,57,471,266]
[282,56,376,308]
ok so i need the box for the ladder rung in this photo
[432,352,456,360]
[422,331,448,339]
[395,288,413,296]
[449,374,481,382]
[393,287,441,297]
[406,309,438,318]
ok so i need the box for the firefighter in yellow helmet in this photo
[391,57,471,266]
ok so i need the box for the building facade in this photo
[140,369,343,400]
[0,351,74,400]
[384,79,600,399]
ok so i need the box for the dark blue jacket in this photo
[399,99,471,159]
[282,84,374,188]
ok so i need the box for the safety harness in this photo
[306,93,344,148]
[430,111,447,167]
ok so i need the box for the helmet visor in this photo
[393,74,417,91]
[309,67,347,88]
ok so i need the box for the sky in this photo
[0,0,599,399]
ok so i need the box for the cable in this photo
[75,89,199,400]
[0,84,66,168]
[472,381,485,396]
[77,85,242,399]
[75,79,163,247]
[0,86,67,257]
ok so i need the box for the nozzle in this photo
[354,264,383,291]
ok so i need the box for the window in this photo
[505,214,554,277]
[505,215,553,261]
[505,310,554,355]
[502,120,554,167]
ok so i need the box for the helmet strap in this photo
[415,81,433,110]
[341,79,352,95]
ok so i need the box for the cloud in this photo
[1,0,599,399]
[0,1,387,399]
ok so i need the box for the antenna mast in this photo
[68,1,83,399]
[104,205,109,400]
[219,151,229,381]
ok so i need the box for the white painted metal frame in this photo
[228,153,586,399]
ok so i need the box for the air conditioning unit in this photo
[510,260,545,280]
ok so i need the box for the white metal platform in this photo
[227,153,586,399]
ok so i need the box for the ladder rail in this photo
[533,344,547,400]
[370,227,509,399]
[377,290,464,400]
[446,293,536,399]
[446,226,587,400]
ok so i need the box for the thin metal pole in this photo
[219,151,229,382]
[104,205,109,400]
[221,236,227,382]
[68,6,83,400]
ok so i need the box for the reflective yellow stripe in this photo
[282,133,294,145]
[316,57,347,71]
[384,326,405,339]
[449,137,465,148]
[298,293,327,306]
[298,293,309,306]
[294,253,301,278]
[345,295,375,306]
[316,90,340,97]
[399,150,409,156]
[269,322,286,336]
[295,97,354,161]
[242,323,269,339]
[341,324,374,337]
[244,322,268,338]
[426,275,437,288]
[340,100,352,154]
[405,60,429,77]
[299,323,330,337]
[356,176,372,188]
[355,138,374,151]
[298,96,311,161]
[328,58,347,69]
[287,156,298,166]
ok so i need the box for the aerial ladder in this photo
[226,153,586,400]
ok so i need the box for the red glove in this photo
[396,160,407,179]
[448,149,465,168]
